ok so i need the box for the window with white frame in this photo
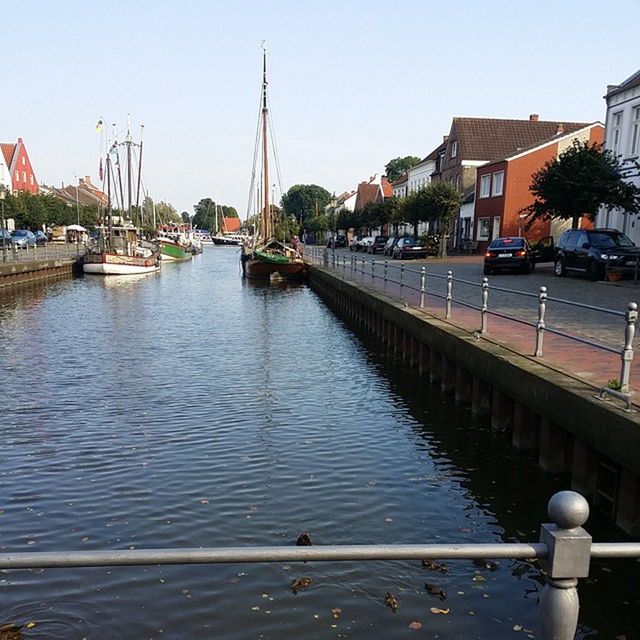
[479,174,491,198]
[630,105,640,157]
[22,171,26,182]
[492,171,504,196]
[477,217,490,240]
[612,111,623,156]
[451,140,458,158]
[15,170,18,181]
[455,175,461,190]
[30,175,34,185]
[21,156,25,165]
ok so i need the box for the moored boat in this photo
[240,45,305,281]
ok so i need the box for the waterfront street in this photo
[321,248,640,394]
[0,247,639,639]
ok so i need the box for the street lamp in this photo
[0,185,7,263]
[329,192,338,265]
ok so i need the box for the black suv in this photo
[554,228,639,280]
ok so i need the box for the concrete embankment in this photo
[0,257,78,288]
[308,264,640,535]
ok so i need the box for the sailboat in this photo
[83,119,160,275]
[240,46,306,281]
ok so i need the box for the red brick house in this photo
[0,137,38,193]
[473,122,604,250]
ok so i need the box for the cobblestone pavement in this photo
[310,247,640,396]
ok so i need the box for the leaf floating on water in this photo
[25,623,36,629]
[200,499,209,505]
[291,577,312,594]
[472,574,487,582]
[425,583,446,600]
[513,624,523,631]
[384,592,398,613]
[409,621,423,630]
[384,517,393,523]
[421,559,448,573]
[296,531,312,546]
[331,608,342,619]
[430,607,450,615]
[473,559,498,571]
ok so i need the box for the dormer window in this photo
[451,140,458,158]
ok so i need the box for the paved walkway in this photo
[308,248,640,404]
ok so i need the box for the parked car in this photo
[0,229,12,248]
[360,236,375,252]
[383,236,400,256]
[554,228,640,281]
[484,237,537,274]
[392,237,429,260]
[350,235,363,251]
[367,235,389,254]
[11,230,36,249]
[33,230,48,246]
[327,234,347,248]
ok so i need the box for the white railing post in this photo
[539,491,591,640]
[420,267,425,309]
[445,271,453,318]
[481,278,489,334]
[619,302,638,393]
[535,286,547,357]
[383,260,388,293]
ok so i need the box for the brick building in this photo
[0,137,38,193]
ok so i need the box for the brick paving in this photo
[310,248,640,400]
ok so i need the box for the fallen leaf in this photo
[409,621,423,630]
[385,592,398,613]
[430,607,450,615]
[291,577,312,594]
[384,517,393,523]
[514,624,523,631]
[200,499,209,504]
[331,608,342,619]
[26,622,37,628]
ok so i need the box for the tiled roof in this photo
[423,140,448,163]
[606,69,640,99]
[381,176,393,198]
[392,172,408,186]
[1,143,16,167]
[355,182,380,210]
[451,117,590,162]
[223,217,241,232]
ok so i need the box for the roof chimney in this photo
[529,114,539,122]
[556,123,565,135]
[606,84,619,94]
[443,135,449,143]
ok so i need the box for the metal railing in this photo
[307,247,639,402]
[0,242,85,264]
[1,491,638,640]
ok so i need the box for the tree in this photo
[522,140,640,230]
[192,198,216,231]
[181,211,191,224]
[420,182,463,258]
[385,156,421,183]
[155,201,179,225]
[281,184,331,229]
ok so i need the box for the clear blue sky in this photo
[2,0,639,217]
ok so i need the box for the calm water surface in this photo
[0,248,638,639]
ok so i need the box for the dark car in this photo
[367,235,389,254]
[392,237,428,260]
[383,236,400,256]
[484,237,537,275]
[11,230,36,249]
[34,230,47,246]
[349,235,363,251]
[327,234,347,248]
[554,228,639,281]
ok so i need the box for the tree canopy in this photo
[281,184,331,229]
[385,156,422,183]
[192,198,239,232]
[522,140,640,230]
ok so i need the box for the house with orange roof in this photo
[473,122,604,251]
[223,217,241,233]
[0,137,38,194]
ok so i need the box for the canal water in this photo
[0,248,638,639]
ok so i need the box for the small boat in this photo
[240,45,306,281]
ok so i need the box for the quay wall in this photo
[308,264,640,535]
[0,257,78,288]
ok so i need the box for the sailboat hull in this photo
[242,255,306,280]
[83,251,161,275]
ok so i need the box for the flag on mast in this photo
[95,118,104,133]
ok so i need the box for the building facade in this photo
[0,138,38,194]
[596,69,640,243]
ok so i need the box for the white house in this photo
[597,69,640,243]
[407,157,435,194]
[0,151,11,193]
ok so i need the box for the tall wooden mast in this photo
[261,44,270,240]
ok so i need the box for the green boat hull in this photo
[160,241,190,261]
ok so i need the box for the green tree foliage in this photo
[155,201,180,225]
[281,184,331,229]
[385,156,421,182]
[2,191,101,230]
[192,198,238,232]
[181,211,191,224]
[522,140,640,230]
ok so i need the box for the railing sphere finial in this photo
[548,491,589,529]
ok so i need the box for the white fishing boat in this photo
[83,119,160,275]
